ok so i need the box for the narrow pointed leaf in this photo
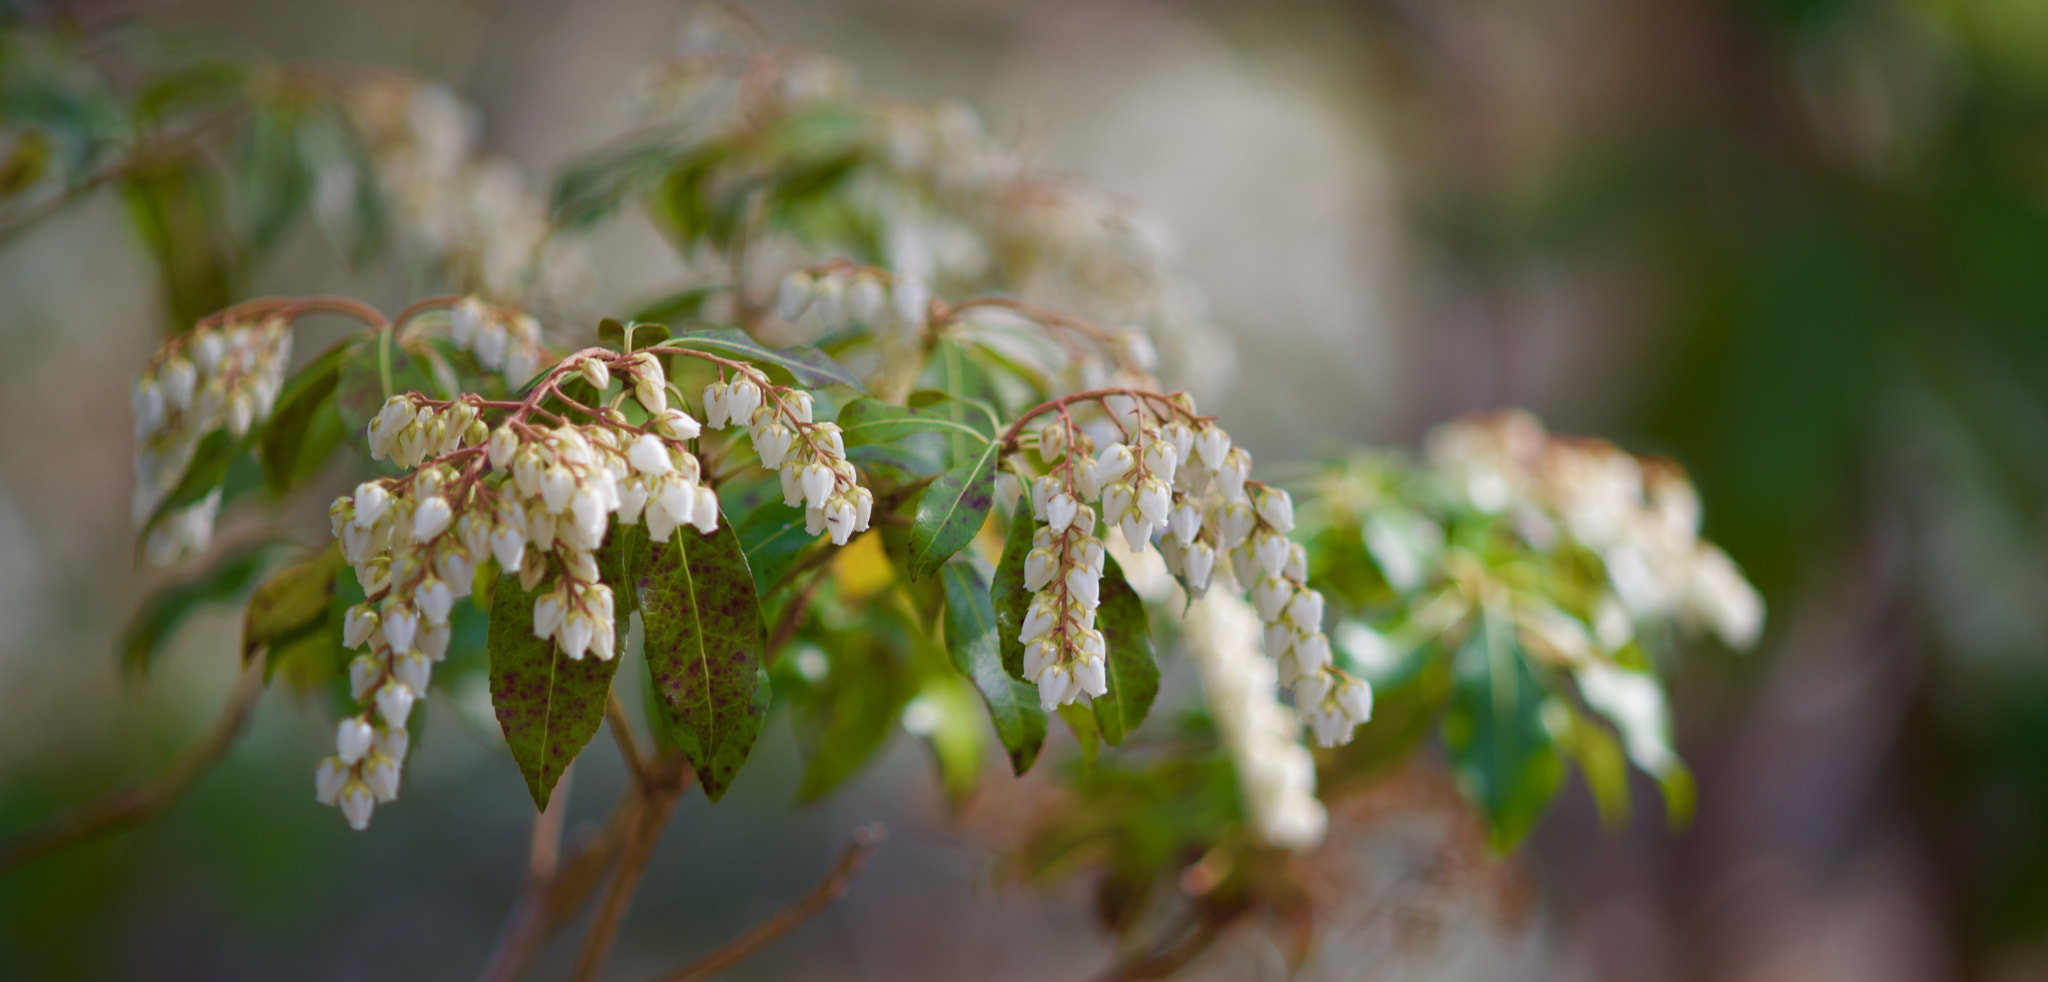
[941,558,1046,775]
[906,442,998,579]
[639,523,769,801]
[1443,613,1565,851]
[835,397,992,448]
[991,500,1037,681]
[121,540,285,677]
[488,570,623,811]
[242,542,343,669]
[1090,556,1159,746]
[666,327,867,393]
[258,340,352,495]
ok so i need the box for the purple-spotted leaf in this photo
[488,568,623,812]
[639,522,769,802]
[906,440,998,579]
[941,557,1046,775]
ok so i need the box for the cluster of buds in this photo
[1015,391,1370,747]
[703,368,873,546]
[320,464,477,830]
[314,342,724,829]
[447,295,547,388]
[131,316,293,564]
[336,78,588,307]
[1425,410,1763,652]
[1018,494,1109,712]
[776,264,931,340]
[1183,593,1328,850]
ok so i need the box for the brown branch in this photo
[477,778,641,982]
[568,756,692,982]
[0,659,265,875]
[647,824,887,982]
[763,567,829,666]
[1083,910,1233,982]
[608,693,655,796]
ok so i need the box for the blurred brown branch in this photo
[0,659,265,875]
[648,823,887,982]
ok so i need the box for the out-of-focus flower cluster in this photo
[335,76,589,309]
[627,12,1227,397]
[1183,593,1328,850]
[447,295,548,389]
[131,316,293,565]
[1014,391,1371,747]
[1425,409,1764,652]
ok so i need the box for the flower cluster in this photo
[131,316,293,564]
[1425,409,1764,651]
[703,367,873,545]
[1014,391,1370,746]
[315,343,725,829]
[448,295,548,388]
[775,264,930,341]
[1183,593,1327,850]
[625,17,1224,395]
[335,76,588,308]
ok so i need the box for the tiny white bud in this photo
[413,497,453,541]
[316,757,348,804]
[339,780,375,830]
[376,682,417,727]
[337,718,375,764]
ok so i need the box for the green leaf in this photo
[792,626,909,801]
[1561,706,1631,829]
[334,342,439,460]
[258,339,352,495]
[1059,703,1099,774]
[137,427,246,547]
[940,558,1047,775]
[906,441,998,579]
[236,102,312,257]
[835,397,993,449]
[911,671,987,806]
[666,327,868,394]
[553,139,689,231]
[487,567,624,811]
[991,499,1038,682]
[1090,557,1159,747]
[121,540,287,677]
[1443,614,1566,851]
[720,481,814,596]
[845,443,944,481]
[639,523,769,802]
[122,157,237,329]
[242,542,343,670]
[629,286,722,328]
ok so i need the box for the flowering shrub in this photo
[0,10,1762,979]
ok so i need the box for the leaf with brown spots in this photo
[639,522,769,802]
[487,567,623,811]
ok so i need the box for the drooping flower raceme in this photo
[310,331,861,830]
[1012,390,1372,747]
[1424,409,1764,652]
[132,315,293,565]
[1183,592,1328,850]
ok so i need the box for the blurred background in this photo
[6,0,2048,979]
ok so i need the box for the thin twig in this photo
[648,824,887,982]
[763,568,829,666]
[1083,910,1232,982]
[608,693,655,796]
[0,660,265,875]
[478,778,639,982]
[569,757,691,982]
